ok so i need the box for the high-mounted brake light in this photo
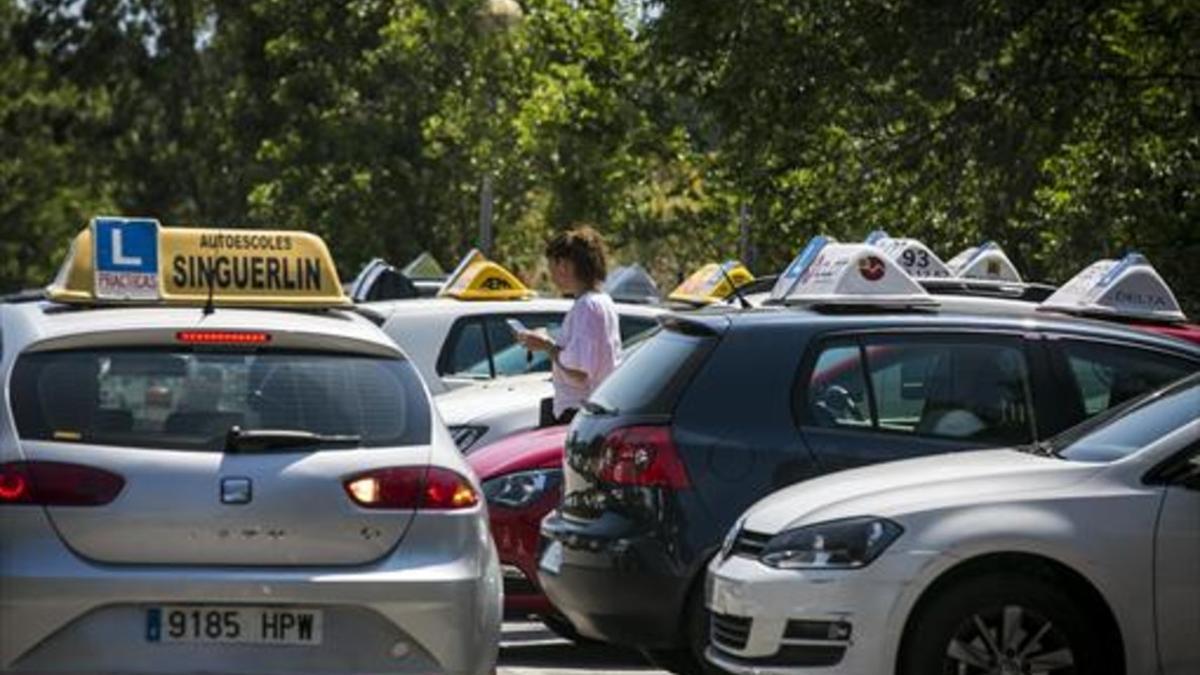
[176,330,272,345]
[598,425,690,489]
[343,467,479,510]
[0,461,125,506]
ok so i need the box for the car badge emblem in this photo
[221,477,253,505]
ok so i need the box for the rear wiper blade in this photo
[224,426,361,453]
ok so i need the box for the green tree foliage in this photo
[648,0,1198,309]
[1,0,1196,313]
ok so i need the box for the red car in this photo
[466,425,580,638]
[1131,321,1200,346]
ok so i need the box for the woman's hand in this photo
[515,328,556,353]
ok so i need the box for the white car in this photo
[707,373,1199,675]
[1,219,501,675]
[365,255,664,451]
[433,371,553,452]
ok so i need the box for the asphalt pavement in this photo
[498,621,665,675]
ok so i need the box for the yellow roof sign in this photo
[668,261,755,305]
[47,217,349,308]
[438,249,533,301]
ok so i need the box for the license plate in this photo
[540,540,563,574]
[146,606,323,646]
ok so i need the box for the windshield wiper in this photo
[224,426,361,453]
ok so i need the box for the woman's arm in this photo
[516,331,589,384]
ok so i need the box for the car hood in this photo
[466,425,568,480]
[743,449,1103,535]
[434,372,552,425]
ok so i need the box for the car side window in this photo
[440,319,492,379]
[485,314,561,376]
[1060,340,1195,416]
[864,338,1033,445]
[806,343,873,429]
[802,335,1035,446]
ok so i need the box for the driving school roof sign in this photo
[47,218,349,307]
[771,239,935,306]
[667,260,754,305]
[1041,254,1186,323]
[438,249,534,301]
[945,242,1023,284]
[864,230,954,279]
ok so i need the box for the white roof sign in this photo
[777,242,935,307]
[1041,253,1186,323]
[770,236,836,301]
[867,233,954,279]
[946,242,1023,283]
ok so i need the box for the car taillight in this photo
[0,461,125,506]
[343,467,479,510]
[176,330,271,345]
[598,425,690,489]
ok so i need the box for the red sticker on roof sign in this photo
[859,256,886,282]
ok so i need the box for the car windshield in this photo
[10,348,432,451]
[1049,373,1200,463]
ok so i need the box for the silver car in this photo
[0,300,501,675]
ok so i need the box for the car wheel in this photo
[641,583,719,675]
[900,572,1113,675]
[539,613,599,645]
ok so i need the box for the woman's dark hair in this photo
[545,225,608,287]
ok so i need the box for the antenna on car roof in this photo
[720,264,752,310]
[202,266,217,316]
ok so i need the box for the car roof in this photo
[0,300,401,358]
[671,302,1200,356]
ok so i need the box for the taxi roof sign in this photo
[667,260,754,305]
[945,241,1023,284]
[46,217,349,308]
[865,231,955,280]
[1041,253,1187,323]
[773,239,935,307]
[437,249,534,301]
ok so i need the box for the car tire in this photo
[539,613,599,645]
[900,572,1115,675]
[640,583,719,675]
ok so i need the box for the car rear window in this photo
[588,328,716,415]
[11,349,431,451]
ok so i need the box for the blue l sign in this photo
[93,217,161,299]
[95,218,158,273]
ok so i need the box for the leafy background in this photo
[2,0,1196,313]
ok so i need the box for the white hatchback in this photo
[707,374,1200,675]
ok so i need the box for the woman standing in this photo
[516,226,621,424]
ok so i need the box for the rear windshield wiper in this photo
[224,426,361,453]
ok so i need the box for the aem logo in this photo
[481,277,513,290]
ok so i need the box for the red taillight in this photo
[343,467,479,510]
[176,330,272,345]
[597,425,690,489]
[0,462,125,506]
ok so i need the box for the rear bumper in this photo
[0,509,501,675]
[537,511,692,649]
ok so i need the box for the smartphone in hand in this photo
[505,318,528,335]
